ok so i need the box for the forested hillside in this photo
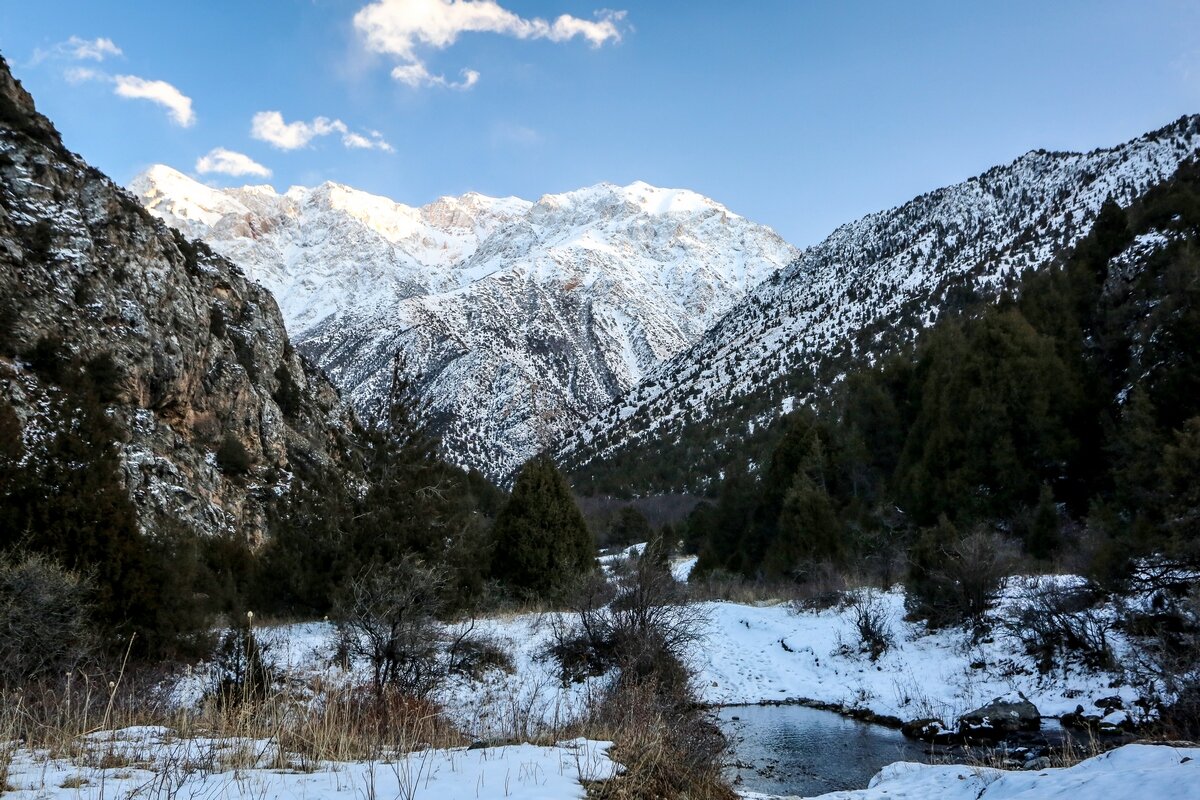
[684,159,1200,585]
[564,118,1200,497]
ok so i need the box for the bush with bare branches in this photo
[335,556,449,699]
[0,550,93,689]
[548,547,730,800]
[843,589,895,662]
[546,547,707,689]
[1004,581,1115,673]
[1124,585,1200,737]
[906,522,1016,635]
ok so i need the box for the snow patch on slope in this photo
[133,169,799,478]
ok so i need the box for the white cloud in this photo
[251,110,393,152]
[34,35,124,64]
[342,130,395,152]
[251,111,345,149]
[195,148,272,178]
[113,75,195,127]
[63,67,101,84]
[353,0,626,89]
[66,36,123,61]
[391,63,479,90]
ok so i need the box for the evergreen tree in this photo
[1026,483,1063,560]
[350,354,491,605]
[764,472,844,578]
[1,362,210,657]
[1161,417,1200,560]
[490,454,594,601]
[608,506,653,547]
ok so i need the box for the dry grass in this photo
[2,668,466,782]
[577,681,734,800]
[4,667,732,799]
[964,729,1110,772]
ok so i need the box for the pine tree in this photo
[2,368,210,657]
[764,472,844,578]
[608,506,652,547]
[1161,417,1200,560]
[351,353,490,602]
[1026,483,1062,560]
[490,454,594,601]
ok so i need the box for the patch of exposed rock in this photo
[0,53,352,541]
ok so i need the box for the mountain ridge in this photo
[0,55,352,541]
[560,115,1200,493]
[133,168,799,479]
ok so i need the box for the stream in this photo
[717,704,943,797]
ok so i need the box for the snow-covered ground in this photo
[9,562,1191,800]
[172,573,1141,736]
[743,743,1199,800]
[693,581,1139,723]
[3,726,617,799]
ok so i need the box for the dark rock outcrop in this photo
[0,53,352,541]
[958,693,1041,736]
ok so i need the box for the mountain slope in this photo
[0,56,350,540]
[561,116,1200,493]
[134,171,798,478]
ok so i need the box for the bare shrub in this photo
[842,590,895,661]
[587,678,733,800]
[546,551,706,688]
[0,551,93,689]
[546,547,730,798]
[334,557,448,699]
[786,560,851,612]
[1124,584,1200,738]
[689,568,801,605]
[1004,581,1115,673]
[907,526,1016,635]
[0,693,16,791]
[445,632,513,680]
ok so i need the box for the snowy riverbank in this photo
[740,743,1199,800]
[168,573,1145,736]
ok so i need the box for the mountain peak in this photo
[560,116,1200,490]
[133,168,799,478]
[530,180,732,220]
[132,164,251,230]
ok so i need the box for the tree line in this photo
[0,342,597,665]
[684,159,1200,604]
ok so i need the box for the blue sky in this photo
[2,0,1199,245]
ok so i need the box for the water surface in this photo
[717,704,935,797]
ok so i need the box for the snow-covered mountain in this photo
[559,116,1200,489]
[133,168,798,478]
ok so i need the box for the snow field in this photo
[2,726,618,800]
[752,743,1199,800]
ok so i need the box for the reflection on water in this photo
[716,704,936,797]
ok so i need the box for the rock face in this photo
[0,56,351,540]
[132,168,799,480]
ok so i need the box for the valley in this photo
[2,5,1200,798]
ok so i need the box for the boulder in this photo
[958,693,1041,736]
[901,718,948,740]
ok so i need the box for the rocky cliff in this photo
[0,55,351,540]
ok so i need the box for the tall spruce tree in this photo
[350,353,491,605]
[491,454,594,601]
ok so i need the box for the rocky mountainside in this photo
[0,56,350,540]
[561,117,1200,492]
[133,169,798,479]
